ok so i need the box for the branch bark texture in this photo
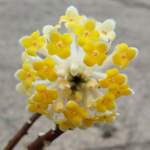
[26,124,64,150]
[4,113,41,150]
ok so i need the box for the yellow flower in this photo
[83,42,107,67]
[20,30,46,57]
[96,19,116,42]
[96,111,117,123]
[112,43,138,69]
[63,101,87,124]
[32,84,59,104]
[95,91,115,113]
[59,6,84,30]
[82,116,98,127]
[46,32,73,59]
[99,68,126,89]
[109,83,133,99]
[16,63,37,88]
[33,57,57,82]
[27,98,48,114]
[59,119,76,131]
[73,19,100,47]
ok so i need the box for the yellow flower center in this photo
[117,90,121,95]
[103,115,107,119]
[92,50,99,57]
[26,87,28,90]
[69,18,75,22]
[121,53,126,59]
[102,98,106,104]
[36,104,40,108]
[83,31,90,38]
[43,66,50,73]
[43,92,49,98]
[72,110,77,115]
[33,41,38,47]
[109,77,114,83]
[101,30,107,35]
[56,42,64,49]
[27,72,31,77]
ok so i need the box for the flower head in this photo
[96,19,116,42]
[15,6,138,131]
[59,6,85,30]
[112,43,138,69]
[46,32,73,59]
[20,30,46,57]
[74,19,100,47]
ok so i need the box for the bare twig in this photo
[26,124,64,150]
[4,113,41,150]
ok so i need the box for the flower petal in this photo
[83,54,96,67]
[112,51,122,66]
[44,57,56,68]
[71,115,81,124]
[47,90,59,100]
[114,74,126,85]
[96,54,107,66]
[46,43,58,55]
[99,77,109,88]
[106,68,119,78]
[33,61,45,71]
[66,6,79,18]
[61,33,73,46]
[36,84,47,93]
[27,104,37,113]
[66,101,79,110]
[73,25,84,36]
[84,20,95,32]
[57,47,70,59]
[50,32,61,43]
[31,30,39,41]
[47,69,58,82]
[59,16,69,24]
[126,48,137,60]
[21,37,33,49]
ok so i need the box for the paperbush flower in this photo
[15,6,138,131]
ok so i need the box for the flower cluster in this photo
[15,6,138,131]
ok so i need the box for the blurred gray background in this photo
[0,0,150,150]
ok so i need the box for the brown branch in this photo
[4,113,41,150]
[26,124,65,150]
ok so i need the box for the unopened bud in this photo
[81,68,92,79]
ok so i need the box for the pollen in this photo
[117,90,121,95]
[92,51,99,57]
[27,72,31,77]
[72,110,77,115]
[101,30,107,35]
[33,41,38,47]
[121,53,126,59]
[103,116,107,119]
[43,92,49,98]
[102,99,106,104]
[43,66,50,73]
[26,87,28,90]
[69,18,75,22]
[56,42,64,49]
[83,31,89,38]
[109,77,114,83]
[36,104,40,108]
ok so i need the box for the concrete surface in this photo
[0,0,150,150]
